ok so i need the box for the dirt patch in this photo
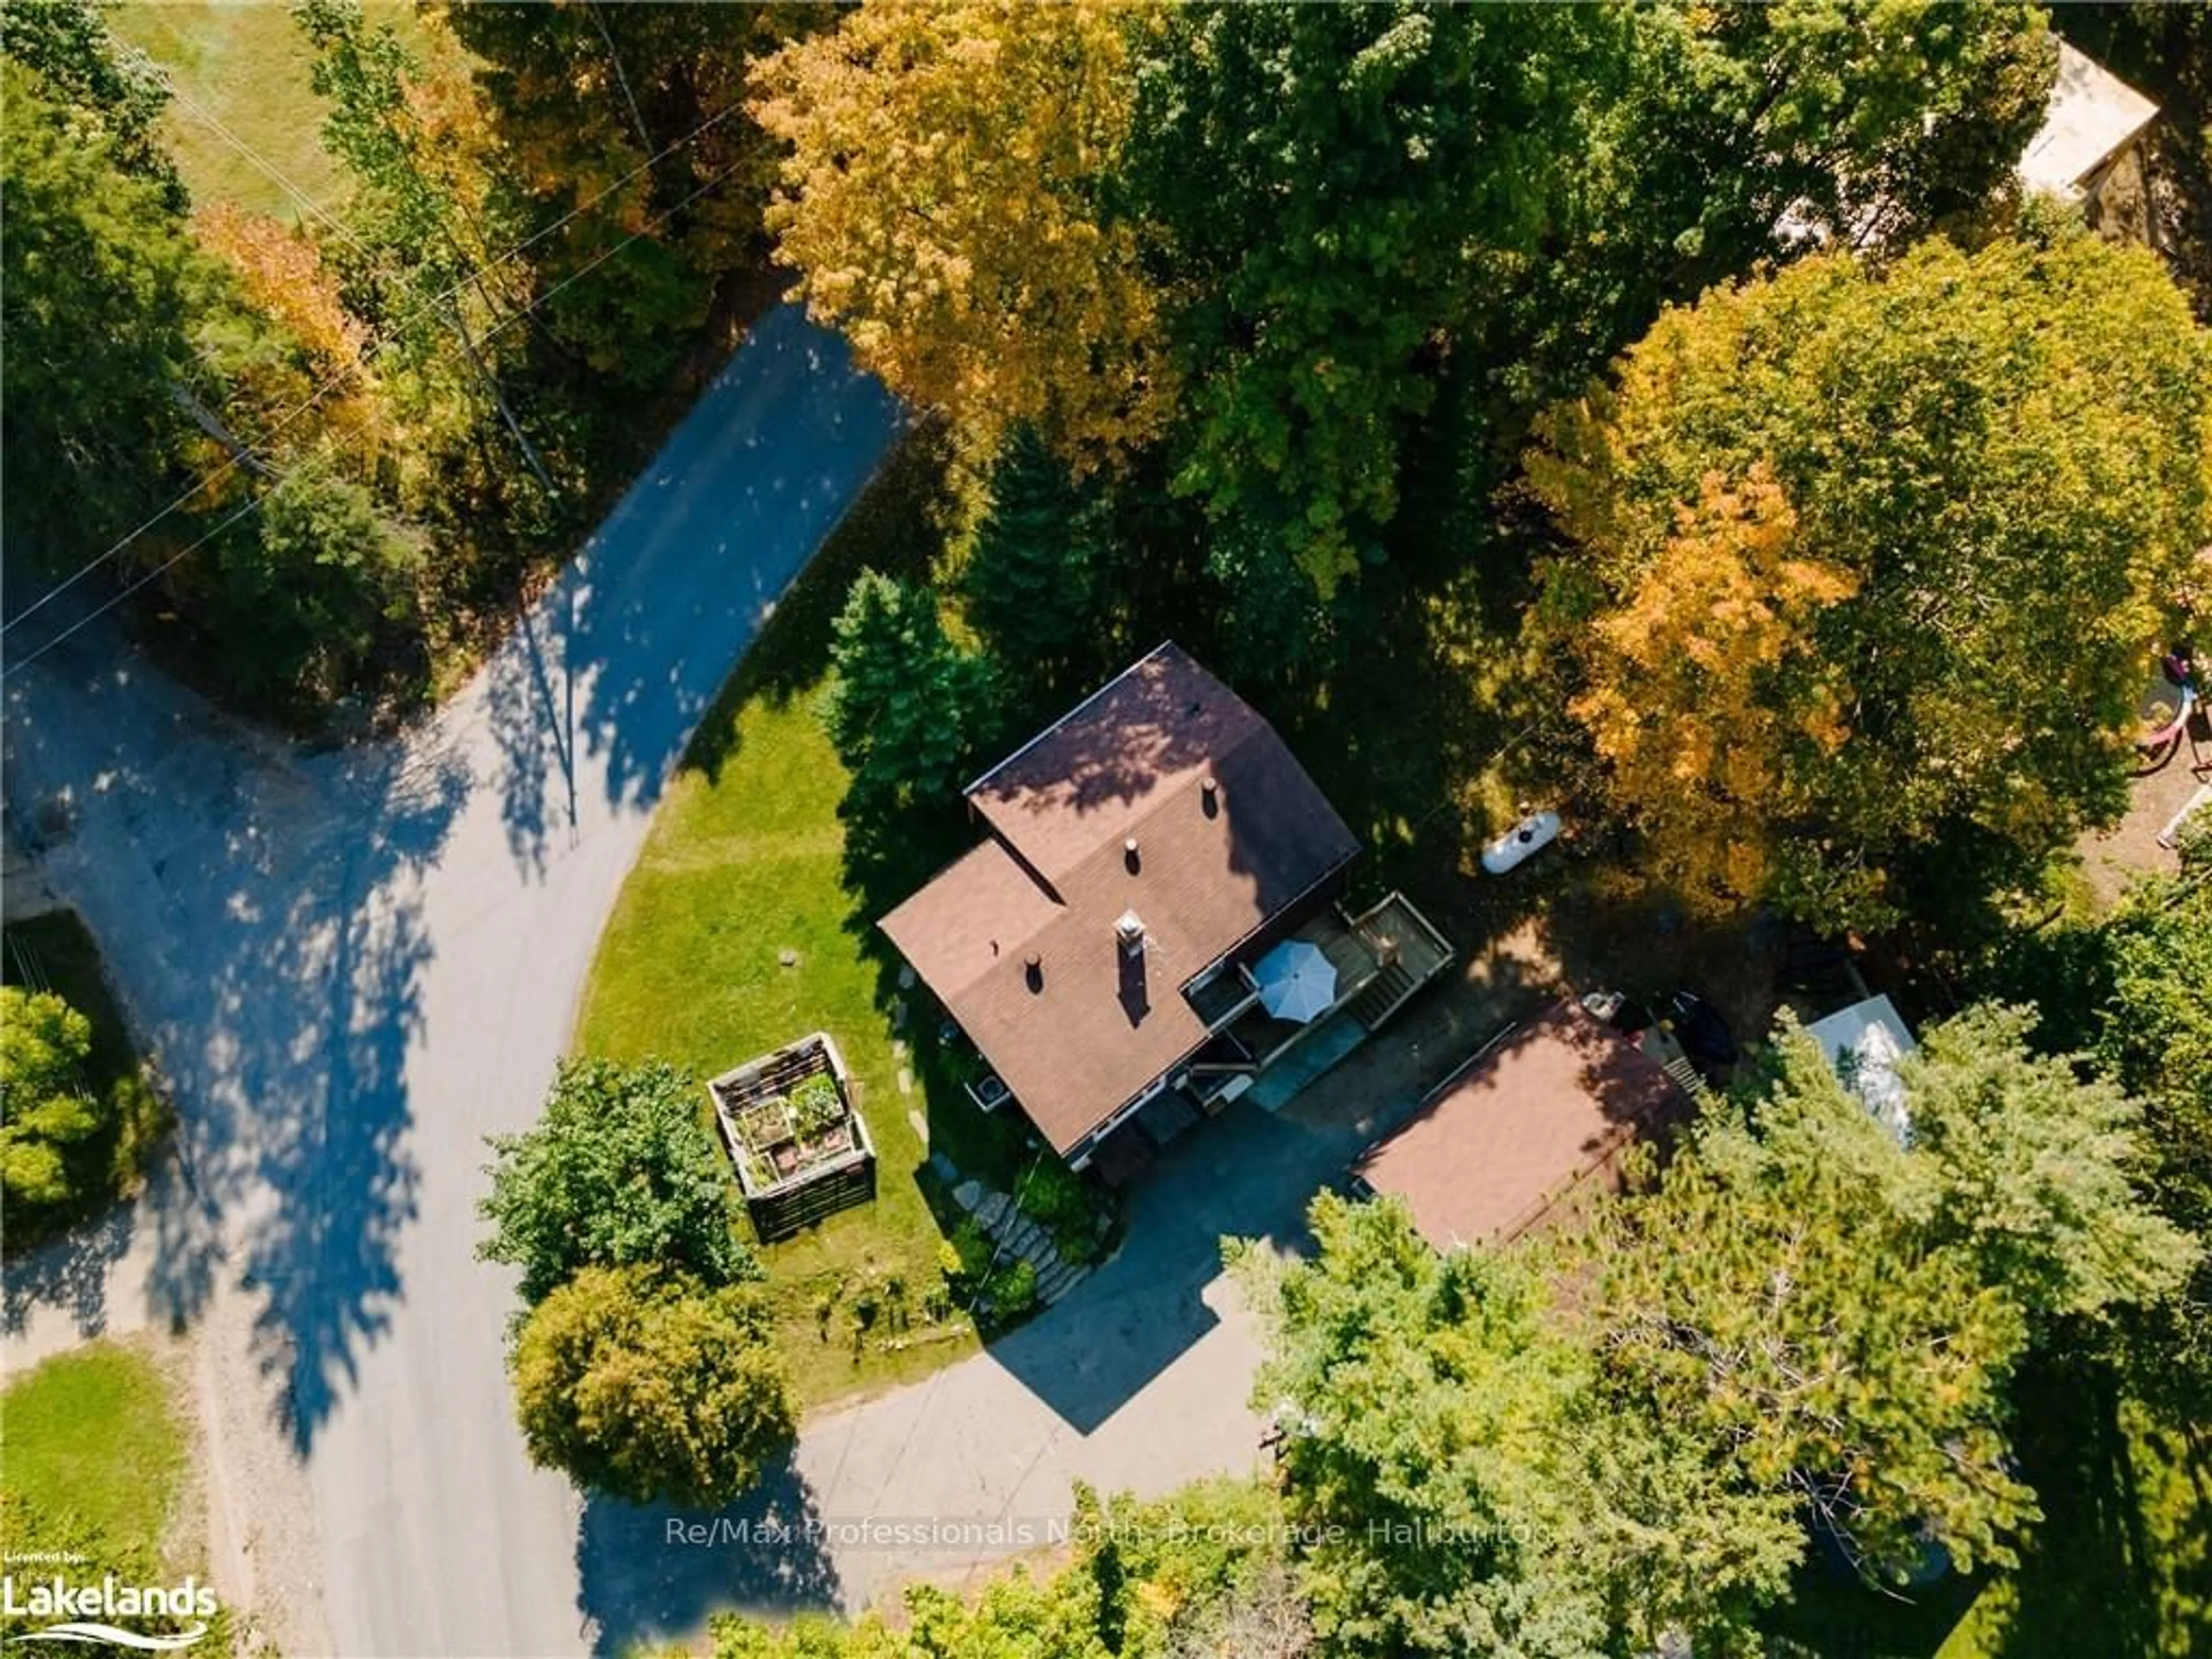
[185,1278,331,1659]
[2078,722,2212,910]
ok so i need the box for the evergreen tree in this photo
[1905,1003,2196,1332]
[825,570,1001,814]
[961,429,1113,711]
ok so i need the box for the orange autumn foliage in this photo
[1570,465,1859,913]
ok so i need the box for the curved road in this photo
[3,308,901,1657]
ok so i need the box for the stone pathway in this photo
[943,1166,1104,1310]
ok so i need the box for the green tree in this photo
[698,1479,1303,1658]
[825,570,1001,813]
[2096,876,2212,1397]
[1904,1003,2197,1332]
[479,1058,755,1305]
[0,60,208,558]
[1241,1192,1799,1656]
[435,0,820,384]
[512,1264,792,1506]
[1610,3,2050,311]
[207,466,421,704]
[294,0,549,495]
[1532,232,2212,931]
[1128,2,1604,598]
[0,987,100,1209]
[0,0,183,206]
[1478,3,2053,416]
[1582,1041,2036,1584]
[1976,871,2212,1400]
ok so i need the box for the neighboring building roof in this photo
[882,643,1359,1155]
[1353,1001,1682,1252]
[1804,994,1917,1145]
[2020,41,2158,200]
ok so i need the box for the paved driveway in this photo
[573,944,1549,1653]
[4,305,900,1658]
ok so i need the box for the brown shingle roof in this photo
[1353,1002,1681,1250]
[881,645,1359,1154]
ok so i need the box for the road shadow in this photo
[0,1187,135,1345]
[1,636,468,1448]
[574,1457,842,1657]
[484,304,902,878]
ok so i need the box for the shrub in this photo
[789,1073,844,1139]
[479,1057,755,1305]
[1019,1160,1107,1263]
[987,1259,1038,1320]
[946,1215,996,1284]
[512,1264,793,1506]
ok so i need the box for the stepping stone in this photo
[907,1109,929,1145]
[898,963,916,990]
[778,948,799,968]
[896,1066,912,1096]
[927,1153,958,1185]
[953,1179,986,1212]
[975,1192,1013,1231]
[889,996,907,1031]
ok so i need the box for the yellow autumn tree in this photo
[749,0,1173,467]
[1534,234,2212,933]
[1571,465,1862,916]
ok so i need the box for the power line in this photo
[3,149,756,685]
[4,89,745,638]
[159,74,369,256]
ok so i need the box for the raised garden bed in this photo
[709,1032,877,1243]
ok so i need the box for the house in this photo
[2018,41,2159,213]
[1350,1000,1688,1252]
[1804,993,1918,1146]
[882,643,1450,1178]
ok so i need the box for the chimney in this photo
[1115,910,1146,957]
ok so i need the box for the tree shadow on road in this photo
[483,305,902,878]
[574,1456,842,1657]
[2,642,468,1450]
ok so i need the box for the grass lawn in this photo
[575,430,1041,1412]
[1,909,171,1255]
[0,1342,188,1556]
[0,1340,239,1652]
[112,2,435,223]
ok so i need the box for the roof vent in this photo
[1124,835,1141,873]
[1199,775,1220,818]
[1115,910,1146,956]
[1024,954,1044,993]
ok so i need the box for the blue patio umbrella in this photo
[1254,938,1337,1024]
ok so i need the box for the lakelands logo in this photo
[1,1573,218,1650]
